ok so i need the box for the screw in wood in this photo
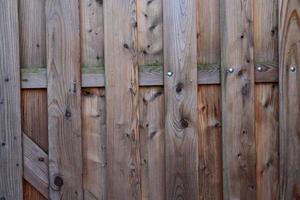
[167,71,173,77]
[227,68,234,73]
[257,66,262,72]
[290,66,296,72]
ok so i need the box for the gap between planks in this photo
[21,62,278,88]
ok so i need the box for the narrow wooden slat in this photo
[104,0,140,199]
[80,1,106,199]
[198,86,222,200]
[0,1,23,199]
[19,1,48,198]
[23,134,49,199]
[139,87,165,200]
[46,0,82,199]
[279,0,300,199]
[196,0,222,199]
[253,0,279,199]
[163,0,199,199]
[221,0,256,199]
[82,88,106,200]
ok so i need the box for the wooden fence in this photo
[0,0,299,199]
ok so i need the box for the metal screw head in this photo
[227,68,234,73]
[167,71,173,77]
[290,66,296,72]
[257,66,262,72]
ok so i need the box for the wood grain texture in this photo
[0,1,23,199]
[23,134,49,199]
[254,0,279,199]
[255,84,279,200]
[137,0,163,65]
[196,0,222,199]
[46,0,82,199]
[163,0,199,199]
[104,0,140,199]
[220,0,256,199]
[198,86,222,200]
[81,0,104,68]
[139,87,165,200]
[82,88,106,200]
[279,0,300,199]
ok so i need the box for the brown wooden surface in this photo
[163,0,199,199]
[197,0,222,199]
[82,88,107,200]
[104,0,140,199]
[0,1,23,199]
[46,0,82,199]
[221,0,256,199]
[279,0,300,199]
[254,0,279,199]
[139,87,165,200]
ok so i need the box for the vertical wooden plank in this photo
[81,0,104,68]
[196,0,222,199]
[198,86,222,200]
[19,1,48,199]
[137,1,164,200]
[80,1,105,199]
[82,88,106,200]
[220,0,256,199]
[104,0,140,199]
[137,0,163,65]
[253,0,279,199]
[163,0,199,199]
[0,0,23,199]
[279,0,300,199]
[46,0,82,199]
[139,87,165,200]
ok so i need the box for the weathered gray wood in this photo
[163,0,199,199]
[221,0,256,199]
[139,87,165,200]
[104,0,140,199]
[279,0,300,199]
[0,1,23,199]
[23,133,49,199]
[82,88,107,200]
[21,63,278,89]
[46,0,82,199]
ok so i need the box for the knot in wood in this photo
[54,176,64,187]
[180,118,189,128]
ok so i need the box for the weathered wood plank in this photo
[19,1,48,199]
[0,1,23,199]
[23,133,49,199]
[254,0,279,199]
[20,63,278,88]
[139,87,165,200]
[82,88,106,200]
[163,0,199,199]
[196,0,222,199]
[221,0,256,199]
[198,86,222,200]
[104,0,140,199]
[279,0,300,199]
[46,0,82,199]
[81,0,104,70]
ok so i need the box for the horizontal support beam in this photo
[21,62,278,89]
[23,133,49,199]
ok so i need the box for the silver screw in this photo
[290,66,296,72]
[257,66,262,72]
[167,71,173,77]
[227,68,234,73]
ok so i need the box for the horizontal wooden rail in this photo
[21,62,278,88]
